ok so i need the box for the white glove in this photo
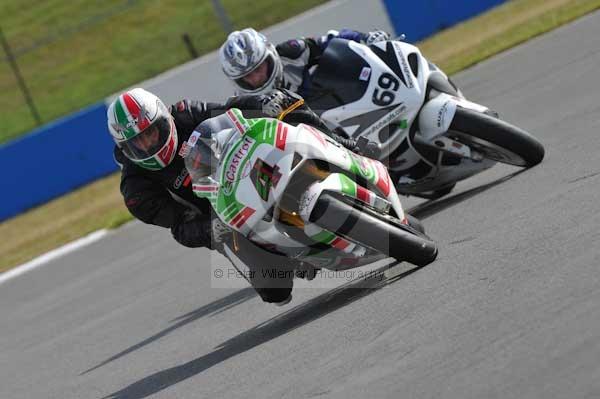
[260,90,288,117]
[364,30,390,45]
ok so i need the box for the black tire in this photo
[309,193,438,267]
[449,107,545,167]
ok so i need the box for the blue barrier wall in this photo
[1,0,509,222]
[383,0,507,42]
[0,103,117,221]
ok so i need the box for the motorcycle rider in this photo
[219,27,391,97]
[107,87,376,306]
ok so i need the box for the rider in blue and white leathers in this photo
[219,27,390,97]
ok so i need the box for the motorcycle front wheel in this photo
[309,193,438,267]
[448,107,545,167]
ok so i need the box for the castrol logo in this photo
[222,136,255,195]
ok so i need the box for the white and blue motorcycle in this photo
[307,38,545,198]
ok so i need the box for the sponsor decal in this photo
[188,131,201,147]
[222,136,255,195]
[250,158,282,201]
[437,100,451,128]
[359,67,371,81]
[178,131,202,158]
[111,107,148,137]
[299,190,318,216]
[350,152,373,179]
[399,56,414,88]
[173,168,189,189]
[362,104,407,137]
[111,121,135,137]
[393,43,414,88]
[178,143,190,158]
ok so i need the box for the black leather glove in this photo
[322,132,381,159]
[354,136,381,159]
[171,211,212,248]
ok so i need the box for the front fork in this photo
[416,93,490,160]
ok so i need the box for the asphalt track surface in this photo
[2,12,600,399]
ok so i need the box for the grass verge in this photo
[1,0,599,272]
[0,0,329,143]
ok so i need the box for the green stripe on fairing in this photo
[265,119,276,140]
[311,229,336,244]
[223,202,240,220]
[338,174,357,197]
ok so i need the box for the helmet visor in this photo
[234,55,275,91]
[119,117,172,160]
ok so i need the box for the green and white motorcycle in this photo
[184,109,438,270]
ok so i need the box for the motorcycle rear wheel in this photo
[309,193,438,267]
[449,107,545,167]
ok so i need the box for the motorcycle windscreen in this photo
[185,113,238,184]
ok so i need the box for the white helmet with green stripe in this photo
[107,88,178,170]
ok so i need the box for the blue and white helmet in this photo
[219,28,283,94]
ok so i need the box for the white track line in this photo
[0,229,109,285]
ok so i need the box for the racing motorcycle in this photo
[184,109,438,272]
[307,38,545,198]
